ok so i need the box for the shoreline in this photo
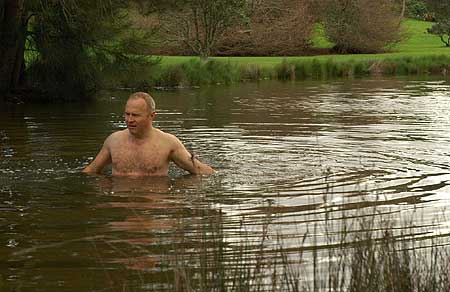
[146,53,450,89]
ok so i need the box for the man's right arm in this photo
[82,140,112,174]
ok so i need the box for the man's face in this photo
[124,98,155,136]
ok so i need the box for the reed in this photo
[159,201,450,292]
[148,54,450,88]
[150,59,243,89]
[100,194,450,292]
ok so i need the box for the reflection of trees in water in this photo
[0,105,28,159]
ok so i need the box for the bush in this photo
[217,0,316,56]
[406,0,429,20]
[323,0,403,54]
[158,0,248,59]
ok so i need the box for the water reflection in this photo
[93,176,180,273]
[2,78,450,290]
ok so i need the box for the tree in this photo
[159,0,248,59]
[426,1,450,46]
[217,0,316,56]
[323,0,403,54]
[0,0,156,101]
[0,0,26,96]
[428,23,450,46]
[406,0,429,20]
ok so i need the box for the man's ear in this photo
[150,111,156,118]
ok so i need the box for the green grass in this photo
[140,19,450,88]
[311,23,334,49]
[160,19,449,65]
[394,19,444,53]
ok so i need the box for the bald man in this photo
[83,92,215,176]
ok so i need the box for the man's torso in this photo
[108,130,172,176]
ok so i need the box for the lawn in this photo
[146,19,450,87]
[159,19,450,68]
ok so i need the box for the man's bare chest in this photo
[110,141,170,174]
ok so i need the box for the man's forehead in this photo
[125,98,147,109]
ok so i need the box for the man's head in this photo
[128,92,156,114]
[125,92,156,137]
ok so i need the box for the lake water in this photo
[2,78,450,291]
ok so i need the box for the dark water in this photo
[2,78,450,290]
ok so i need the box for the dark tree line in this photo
[0,0,156,101]
[0,0,25,98]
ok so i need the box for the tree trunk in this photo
[400,0,406,19]
[0,0,26,95]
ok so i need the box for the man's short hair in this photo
[128,92,156,114]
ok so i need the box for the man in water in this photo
[83,92,215,176]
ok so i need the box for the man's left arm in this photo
[169,137,215,175]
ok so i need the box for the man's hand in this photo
[170,137,215,175]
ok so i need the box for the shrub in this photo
[217,0,316,56]
[158,0,248,59]
[323,0,403,54]
[406,0,430,20]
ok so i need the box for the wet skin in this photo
[83,98,215,176]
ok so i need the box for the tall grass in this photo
[89,186,450,292]
[158,204,450,292]
[147,54,450,88]
[150,59,242,88]
[102,195,450,292]
[276,55,450,80]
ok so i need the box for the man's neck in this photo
[129,126,154,141]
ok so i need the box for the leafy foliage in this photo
[406,0,429,20]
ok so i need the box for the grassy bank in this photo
[139,19,450,89]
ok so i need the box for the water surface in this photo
[2,78,450,290]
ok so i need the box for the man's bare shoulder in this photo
[105,130,128,145]
[154,129,182,147]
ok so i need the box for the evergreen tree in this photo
[0,0,156,101]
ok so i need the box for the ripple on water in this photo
[1,79,450,290]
